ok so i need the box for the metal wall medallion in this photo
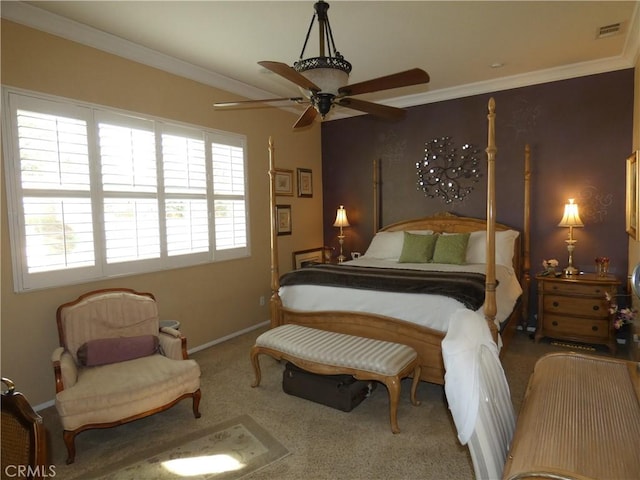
[416,136,482,204]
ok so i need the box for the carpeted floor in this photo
[39,327,631,480]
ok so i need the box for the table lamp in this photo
[558,198,584,275]
[333,205,350,263]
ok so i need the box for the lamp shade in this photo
[299,61,350,95]
[333,205,350,228]
[558,198,584,228]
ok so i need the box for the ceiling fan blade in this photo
[258,61,321,92]
[338,68,430,97]
[293,105,318,129]
[214,97,305,108]
[336,98,406,120]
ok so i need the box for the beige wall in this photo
[631,54,640,361]
[0,21,323,406]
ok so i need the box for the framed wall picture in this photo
[274,169,294,196]
[626,151,639,240]
[276,204,292,236]
[292,247,325,269]
[297,168,313,197]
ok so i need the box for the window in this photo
[3,89,250,292]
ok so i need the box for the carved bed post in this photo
[522,144,532,328]
[484,98,498,338]
[373,158,381,233]
[268,137,283,328]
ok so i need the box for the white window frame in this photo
[2,87,250,292]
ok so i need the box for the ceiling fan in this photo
[213,0,430,129]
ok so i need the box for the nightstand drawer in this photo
[543,314,610,340]
[543,281,610,296]
[543,295,609,319]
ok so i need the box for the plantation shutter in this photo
[210,135,247,255]
[4,89,250,292]
[96,111,160,264]
[12,97,96,279]
[161,126,209,257]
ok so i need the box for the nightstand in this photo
[535,273,620,353]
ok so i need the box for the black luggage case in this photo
[282,362,376,412]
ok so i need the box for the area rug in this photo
[78,415,289,480]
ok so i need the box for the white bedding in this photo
[279,257,522,333]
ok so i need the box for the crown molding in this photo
[387,55,636,110]
[1,1,278,102]
[3,0,639,121]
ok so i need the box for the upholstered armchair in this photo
[52,288,202,464]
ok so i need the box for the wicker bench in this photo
[502,352,640,479]
[250,324,421,433]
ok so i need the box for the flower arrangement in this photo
[541,259,559,275]
[595,257,610,277]
[605,291,637,330]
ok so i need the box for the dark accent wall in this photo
[321,69,634,325]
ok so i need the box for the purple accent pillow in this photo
[77,335,159,366]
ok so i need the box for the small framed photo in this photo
[276,204,292,236]
[297,168,313,197]
[626,150,639,240]
[292,247,325,269]
[274,169,294,196]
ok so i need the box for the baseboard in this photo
[188,320,269,354]
[34,399,55,411]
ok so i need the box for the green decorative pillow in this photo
[398,232,438,263]
[432,233,470,265]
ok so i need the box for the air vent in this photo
[597,22,622,39]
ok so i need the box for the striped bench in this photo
[250,324,421,433]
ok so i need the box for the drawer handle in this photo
[593,306,599,312]
[592,325,598,332]
[552,321,559,326]
[594,288,601,293]
[553,301,560,308]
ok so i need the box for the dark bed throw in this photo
[280,264,487,311]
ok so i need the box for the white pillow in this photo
[465,229,519,267]
[364,230,435,260]
[363,231,405,260]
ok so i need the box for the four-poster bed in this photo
[268,98,531,385]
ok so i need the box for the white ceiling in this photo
[3,1,640,120]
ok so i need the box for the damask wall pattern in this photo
[321,69,634,323]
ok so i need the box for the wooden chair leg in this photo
[192,389,202,418]
[63,430,77,465]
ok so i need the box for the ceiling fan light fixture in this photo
[217,0,430,129]
[294,56,351,96]
[293,0,352,101]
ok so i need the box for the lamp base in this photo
[563,265,580,276]
[337,255,346,263]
